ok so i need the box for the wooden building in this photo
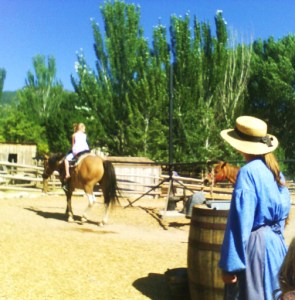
[0,143,37,165]
[107,156,161,198]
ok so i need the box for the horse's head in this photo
[205,161,240,186]
[213,161,228,183]
[204,161,227,186]
[42,153,65,179]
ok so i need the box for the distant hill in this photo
[1,91,19,105]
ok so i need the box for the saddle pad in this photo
[71,153,95,167]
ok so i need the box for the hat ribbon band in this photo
[234,127,273,147]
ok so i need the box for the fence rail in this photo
[0,161,294,204]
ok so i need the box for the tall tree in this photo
[16,55,76,155]
[128,24,171,160]
[246,36,295,162]
[72,4,254,163]
[18,55,63,124]
[73,1,154,156]
[168,11,251,162]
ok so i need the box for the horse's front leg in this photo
[81,193,110,226]
[66,192,74,222]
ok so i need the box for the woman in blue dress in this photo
[219,116,291,300]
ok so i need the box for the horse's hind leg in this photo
[100,203,111,226]
[81,193,96,223]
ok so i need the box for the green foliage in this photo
[2,55,77,155]
[72,4,252,162]
[73,0,169,157]
[244,35,295,176]
[246,36,295,162]
[18,55,63,124]
[1,91,19,105]
[1,2,295,177]
[169,11,251,162]
[45,92,82,153]
[0,104,48,153]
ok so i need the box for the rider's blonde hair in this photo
[73,123,85,132]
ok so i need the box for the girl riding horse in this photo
[43,153,119,226]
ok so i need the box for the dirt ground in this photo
[0,193,294,300]
[0,193,190,300]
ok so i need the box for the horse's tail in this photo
[101,160,120,206]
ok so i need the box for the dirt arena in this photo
[0,193,294,300]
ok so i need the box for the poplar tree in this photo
[72,3,252,162]
[169,12,252,162]
[17,55,67,154]
[128,24,171,159]
[73,0,161,156]
[18,55,63,123]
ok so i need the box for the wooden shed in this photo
[0,143,37,165]
[107,156,161,198]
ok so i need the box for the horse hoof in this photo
[68,216,74,223]
[97,221,104,227]
[81,216,88,223]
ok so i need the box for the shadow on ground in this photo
[133,269,190,300]
[25,207,68,222]
[24,207,120,232]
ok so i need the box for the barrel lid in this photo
[192,205,229,217]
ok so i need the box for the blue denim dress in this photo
[219,158,291,300]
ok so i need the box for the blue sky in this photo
[0,0,294,91]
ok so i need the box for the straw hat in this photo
[220,116,278,155]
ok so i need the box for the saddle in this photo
[69,151,92,167]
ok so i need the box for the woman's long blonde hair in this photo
[244,152,283,186]
[263,152,284,186]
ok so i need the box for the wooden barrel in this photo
[187,205,229,300]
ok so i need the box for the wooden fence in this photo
[0,161,294,204]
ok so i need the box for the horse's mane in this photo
[48,152,65,165]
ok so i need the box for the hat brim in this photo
[220,129,278,155]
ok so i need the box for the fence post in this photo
[43,178,49,193]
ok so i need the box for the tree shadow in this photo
[133,269,189,300]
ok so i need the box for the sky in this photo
[0,0,294,91]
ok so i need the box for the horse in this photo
[204,161,240,186]
[42,152,119,226]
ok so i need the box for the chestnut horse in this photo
[42,153,119,226]
[205,161,240,185]
[205,161,290,226]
